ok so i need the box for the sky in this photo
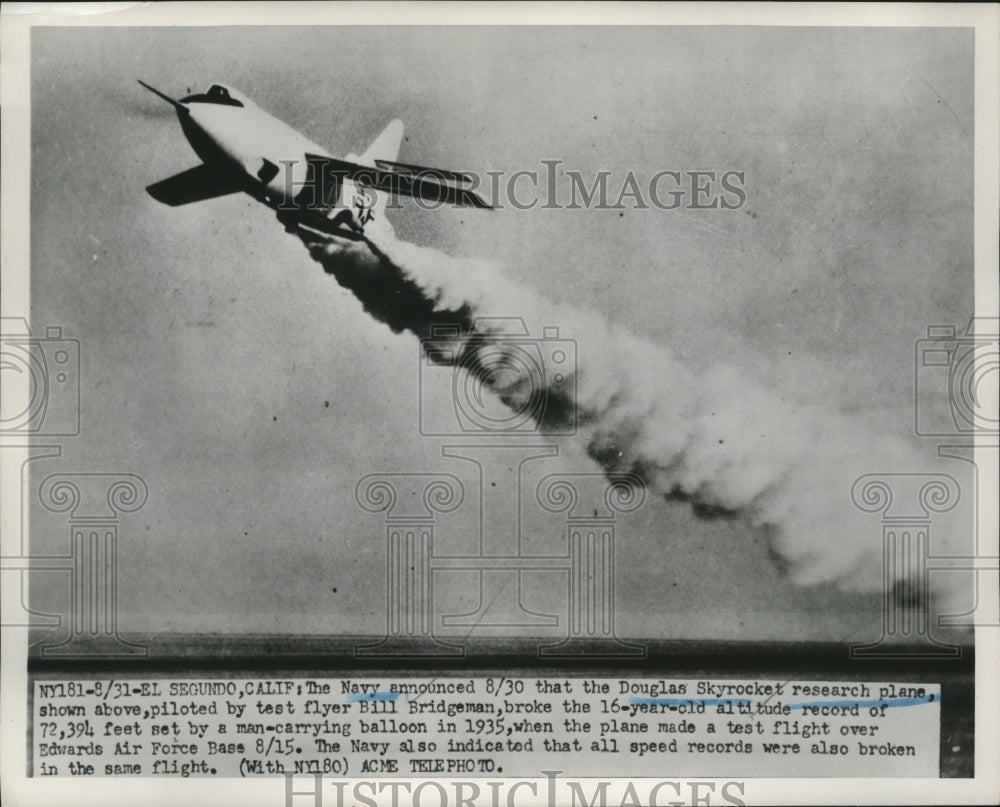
[26,25,975,642]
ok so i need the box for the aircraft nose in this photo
[137,80,187,113]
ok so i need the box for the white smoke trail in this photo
[299,226,970,604]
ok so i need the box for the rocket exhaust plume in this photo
[298,224,970,607]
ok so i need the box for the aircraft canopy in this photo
[181,84,244,108]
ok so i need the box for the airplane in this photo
[138,81,492,243]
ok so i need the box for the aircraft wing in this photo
[374,159,477,185]
[146,164,244,207]
[306,155,494,210]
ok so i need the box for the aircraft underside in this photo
[271,202,368,242]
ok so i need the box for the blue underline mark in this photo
[629,695,937,710]
[631,698,752,707]
[787,695,936,710]
[346,692,400,702]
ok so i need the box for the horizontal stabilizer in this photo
[307,155,493,210]
[146,164,243,207]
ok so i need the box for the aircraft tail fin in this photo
[358,119,404,166]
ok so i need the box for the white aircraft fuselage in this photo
[179,89,332,206]
[140,81,489,241]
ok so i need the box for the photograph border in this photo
[2,3,998,805]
